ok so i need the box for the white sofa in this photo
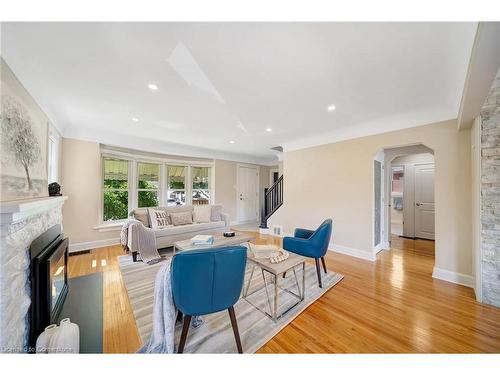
[127,204,230,255]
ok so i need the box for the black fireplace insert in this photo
[29,224,69,350]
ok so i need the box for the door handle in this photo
[416,203,422,206]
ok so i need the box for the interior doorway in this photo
[237,164,259,223]
[389,152,435,240]
[373,144,436,258]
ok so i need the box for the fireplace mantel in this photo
[0,195,67,352]
[0,196,68,230]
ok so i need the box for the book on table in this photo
[190,235,214,245]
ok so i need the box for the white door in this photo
[414,164,435,240]
[237,166,259,223]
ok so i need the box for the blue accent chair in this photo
[171,246,247,353]
[283,219,332,288]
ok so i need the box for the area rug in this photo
[118,253,343,353]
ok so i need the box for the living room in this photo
[1,1,500,372]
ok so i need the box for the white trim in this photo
[93,221,123,232]
[330,244,376,262]
[269,231,292,239]
[471,115,482,301]
[432,267,474,288]
[101,148,215,168]
[69,238,120,253]
[373,242,389,254]
[259,227,270,235]
[372,152,385,256]
[282,111,456,153]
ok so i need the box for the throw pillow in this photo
[170,211,193,226]
[193,205,211,223]
[133,209,150,227]
[148,208,170,229]
[210,204,222,222]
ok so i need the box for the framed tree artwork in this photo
[0,58,49,202]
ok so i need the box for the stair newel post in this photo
[260,187,269,229]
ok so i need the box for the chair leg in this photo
[321,256,327,274]
[177,315,191,353]
[315,258,323,288]
[228,306,243,353]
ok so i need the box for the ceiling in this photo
[1,22,477,164]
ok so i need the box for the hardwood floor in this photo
[68,233,500,353]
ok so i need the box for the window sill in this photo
[93,221,125,232]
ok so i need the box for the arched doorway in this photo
[373,144,435,258]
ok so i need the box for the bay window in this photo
[191,166,211,205]
[137,162,160,208]
[100,152,214,223]
[102,158,129,222]
[166,165,187,206]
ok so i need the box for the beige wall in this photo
[214,159,238,221]
[61,139,269,248]
[61,138,116,245]
[269,119,472,277]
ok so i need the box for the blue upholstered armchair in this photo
[283,219,332,288]
[171,246,247,353]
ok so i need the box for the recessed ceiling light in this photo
[148,83,158,91]
[327,104,336,112]
[131,117,139,122]
[229,140,235,144]
[265,128,272,132]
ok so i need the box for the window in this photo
[191,166,211,205]
[100,151,215,223]
[48,134,60,183]
[137,162,160,208]
[166,165,186,206]
[102,158,129,222]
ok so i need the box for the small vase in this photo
[48,318,80,354]
[36,324,58,353]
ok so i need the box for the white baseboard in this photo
[373,241,390,255]
[259,227,270,235]
[69,238,120,253]
[432,267,474,288]
[330,244,376,261]
[270,231,292,238]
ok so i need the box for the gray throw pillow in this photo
[133,209,150,227]
[170,211,193,226]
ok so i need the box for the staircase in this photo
[260,175,283,229]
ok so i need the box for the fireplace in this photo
[29,224,69,350]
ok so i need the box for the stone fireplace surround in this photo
[0,196,67,353]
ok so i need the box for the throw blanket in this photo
[138,260,204,354]
[138,260,177,353]
[121,219,161,264]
